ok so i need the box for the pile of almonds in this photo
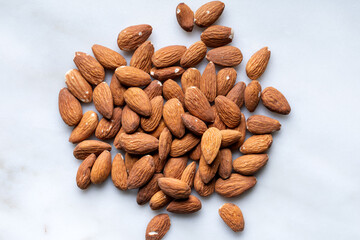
[58,1,291,239]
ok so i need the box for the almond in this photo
[261,87,291,115]
[69,111,98,143]
[158,177,191,199]
[194,1,225,27]
[111,153,128,191]
[141,96,163,132]
[166,195,202,214]
[233,154,269,175]
[247,115,281,134]
[130,41,154,73]
[217,68,237,96]
[208,105,226,130]
[150,190,173,210]
[137,173,164,205]
[180,41,207,68]
[220,129,242,148]
[163,156,188,179]
[95,107,122,140]
[194,169,215,197]
[90,150,112,184]
[189,143,202,161]
[124,87,152,117]
[152,45,187,68]
[148,120,166,139]
[65,69,93,103]
[58,88,82,126]
[93,82,114,119]
[219,203,244,232]
[115,66,151,87]
[170,133,200,157]
[201,127,222,165]
[181,113,207,136]
[73,52,105,85]
[92,44,126,69]
[240,134,273,154]
[244,80,261,112]
[218,148,232,179]
[118,132,159,155]
[73,140,112,160]
[184,86,215,122]
[181,68,201,93]
[162,79,185,105]
[200,61,217,102]
[121,105,140,133]
[176,3,194,32]
[199,151,221,183]
[150,66,185,81]
[117,24,152,51]
[201,25,233,48]
[226,81,246,108]
[206,46,243,67]
[215,95,241,128]
[246,47,271,80]
[113,127,125,150]
[231,113,246,150]
[163,98,185,138]
[158,127,172,166]
[151,153,163,173]
[127,155,155,189]
[110,73,126,106]
[76,153,96,190]
[124,152,139,174]
[180,162,196,188]
[144,80,163,100]
[145,214,171,240]
[215,173,257,198]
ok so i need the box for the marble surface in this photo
[1,0,360,239]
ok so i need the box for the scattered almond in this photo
[200,61,217,102]
[201,25,233,47]
[110,73,126,106]
[124,87,152,117]
[233,154,269,175]
[226,81,246,108]
[144,80,163,100]
[176,3,194,32]
[117,24,152,51]
[73,140,112,160]
[130,41,154,73]
[92,44,126,69]
[215,173,257,198]
[244,80,261,112]
[127,155,155,189]
[201,127,222,164]
[58,88,82,126]
[162,79,185,105]
[145,213,171,240]
[95,107,122,140]
[141,96,164,132]
[73,51,105,85]
[180,41,207,68]
[206,46,243,67]
[240,134,273,154]
[115,66,151,87]
[219,203,244,232]
[158,177,191,199]
[69,111,98,143]
[218,148,232,179]
[170,133,200,157]
[93,82,114,119]
[194,170,215,197]
[163,98,185,138]
[111,153,128,191]
[246,47,271,80]
[90,150,112,184]
[194,1,225,27]
[76,153,96,190]
[152,45,187,68]
[121,105,140,133]
[261,87,291,115]
[247,115,281,134]
[217,68,237,96]
[181,113,208,136]
[65,69,92,103]
[150,66,185,81]
[118,132,159,155]
[184,86,215,123]
[181,68,201,93]
[163,156,188,179]
[215,95,241,128]
[137,173,164,205]
[166,195,202,214]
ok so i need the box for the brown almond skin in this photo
[201,127,222,165]
[110,73,126,106]
[73,140,112,160]
[162,79,185,106]
[158,177,191,199]
[215,95,241,128]
[180,162,197,188]
[111,153,127,191]
[181,68,201,93]
[115,66,152,87]
[137,173,164,205]
[231,113,246,150]
[73,52,105,85]
[92,44,126,69]
[65,69,93,103]
[189,143,202,161]
[194,170,215,197]
[219,203,245,232]
[113,127,125,150]
[240,134,273,154]
[218,148,232,179]
[233,154,269,175]
[141,96,164,132]
[90,150,112,184]
[148,120,166,139]
[121,105,140,134]
[184,86,215,123]
[199,151,221,184]
[247,115,281,134]
[150,190,173,210]
[244,80,262,112]
[145,213,171,240]
[180,41,207,68]
[261,87,291,115]
[246,47,271,80]
[181,113,207,136]
[117,24,152,51]
[220,130,242,148]
[95,107,122,140]
[127,155,155,189]
[201,25,233,48]
[158,127,172,166]
[194,1,225,27]
[124,153,139,174]
[93,82,114,119]
[163,98,185,138]
[200,61,217,102]
[130,41,154,73]
[217,68,237,96]
[206,46,243,67]
[226,81,246,108]
[208,105,226,130]
[76,153,96,190]
[176,3,194,32]
[163,156,188,179]
[215,173,257,198]
[124,87,152,117]
[150,66,185,81]
[152,45,187,68]
[144,80,163,100]
[170,133,200,157]
[58,88,82,126]
[166,195,202,214]
[69,111,98,143]
[118,132,159,155]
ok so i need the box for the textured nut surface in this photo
[150,66,185,81]
[246,47,271,80]
[201,127,222,165]
[194,1,225,27]
[124,87,152,117]
[110,73,126,106]
[158,177,191,199]
[73,51,105,85]
[206,46,243,67]
[162,79,185,105]
[117,24,152,51]
[90,150,112,184]
[240,134,273,154]
[176,3,194,32]
[145,213,171,240]
[200,61,217,102]
[185,86,215,123]
[163,98,185,138]
[181,68,201,93]
[233,154,269,175]
[217,68,237,96]
[76,154,96,190]
[226,81,246,108]
[118,132,159,155]
[181,113,208,136]
[141,96,164,132]
[121,105,140,134]
[111,153,127,191]
[115,66,151,87]
[65,69,93,103]
[152,45,187,68]
[219,203,245,232]
[170,133,200,157]
[93,82,114,119]
[166,195,202,214]
[58,88,82,126]
[180,41,207,67]
[247,115,281,134]
[201,25,233,48]
[163,156,188,179]
[69,111,98,143]
[127,155,155,189]
[137,173,164,205]
[194,170,215,197]
[92,44,126,69]
[244,80,262,112]
[215,173,257,198]
[215,95,241,128]
[130,41,154,73]
[218,148,232,179]
[73,140,112,160]
[95,107,122,140]
[261,87,291,115]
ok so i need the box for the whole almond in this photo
[125,152,139,174]
[201,25,233,48]
[144,80,163,100]
[247,115,281,134]
[163,156,188,179]
[150,190,173,210]
[73,52,105,85]
[127,155,155,189]
[201,127,222,164]
[163,98,185,138]
[118,132,159,155]
[158,177,191,199]
[220,129,242,148]
[194,170,215,197]
[180,162,196,188]
[244,80,261,112]
[215,173,257,198]
[181,113,207,136]
[218,148,232,179]
[151,153,163,173]
[141,96,163,132]
[261,87,291,115]
[76,153,96,190]
[90,150,112,184]
[152,45,187,68]
[219,203,244,232]
[233,154,269,175]
[150,66,185,81]
[95,107,122,140]
[117,24,152,51]
[194,1,225,27]
[130,41,154,73]
[170,133,200,157]
[184,86,215,123]
[215,95,241,128]
[59,88,82,126]
[113,127,125,150]
[206,46,243,67]
[122,105,140,133]
[145,213,171,240]
[73,140,112,160]
[199,151,221,183]
[166,195,202,214]
[176,3,194,32]
[148,120,166,139]
[115,66,151,87]
[162,79,185,105]
[180,41,207,68]
[231,113,246,150]
[93,82,114,119]
[189,143,202,161]
[208,105,226,130]
[69,111,98,143]
[111,153,128,191]
[200,61,217,102]
[246,47,271,80]
[217,68,237,96]
[181,68,201,93]
[110,73,126,106]
[158,127,172,165]
[65,69,93,103]
[124,87,152,117]
[137,173,164,205]
[240,134,273,154]
[92,44,126,69]
[226,81,246,108]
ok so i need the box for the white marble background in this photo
[0,0,360,239]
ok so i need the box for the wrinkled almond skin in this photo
[244,80,262,112]
[233,154,269,175]
[144,80,163,100]
[69,111,98,143]
[163,98,185,138]
[145,214,171,240]
[231,113,246,150]
[73,140,112,160]
[152,45,187,68]
[261,87,291,115]
[180,41,207,68]
[170,133,200,157]
[167,195,202,214]
[162,79,185,105]
[111,153,127,191]
[93,82,114,119]
[124,87,152,117]
[215,173,257,198]
[181,113,207,136]
[59,88,82,126]
[194,1,225,27]
[150,190,173,210]
[113,127,125,150]
[148,120,166,139]
[240,134,273,154]
[92,44,126,69]
[76,154,96,190]
[184,86,215,123]
[158,177,191,199]
[124,153,139,174]
[158,127,172,166]
[163,156,188,179]
[137,173,164,205]
[90,150,112,184]
[217,68,237,96]
[199,152,221,184]
[110,74,126,106]
[180,162,196,188]
[127,155,155,189]
[141,96,164,132]
[246,47,271,80]
[117,24,152,51]
[130,41,154,73]
[208,105,226,130]
[118,132,159,155]
[200,61,217,102]
[73,52,105,85]
[201,25,233,48]
[150,66,185,81]
[189,143,202,161]
[219,203,245,232]
[65,69,93,103]
[115,66,152,87]
[201,127,222,165]
[206,46,243,67]
[247,115,281,134]
[176,3,194,32]
[220,130,242,148]
[95,107,122,140]
[218,148,232,179]
[215,96,241,128]
[194,170,215,197]
[121,105,140,134]
[226,81,246,108]
[181,68,201,93]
